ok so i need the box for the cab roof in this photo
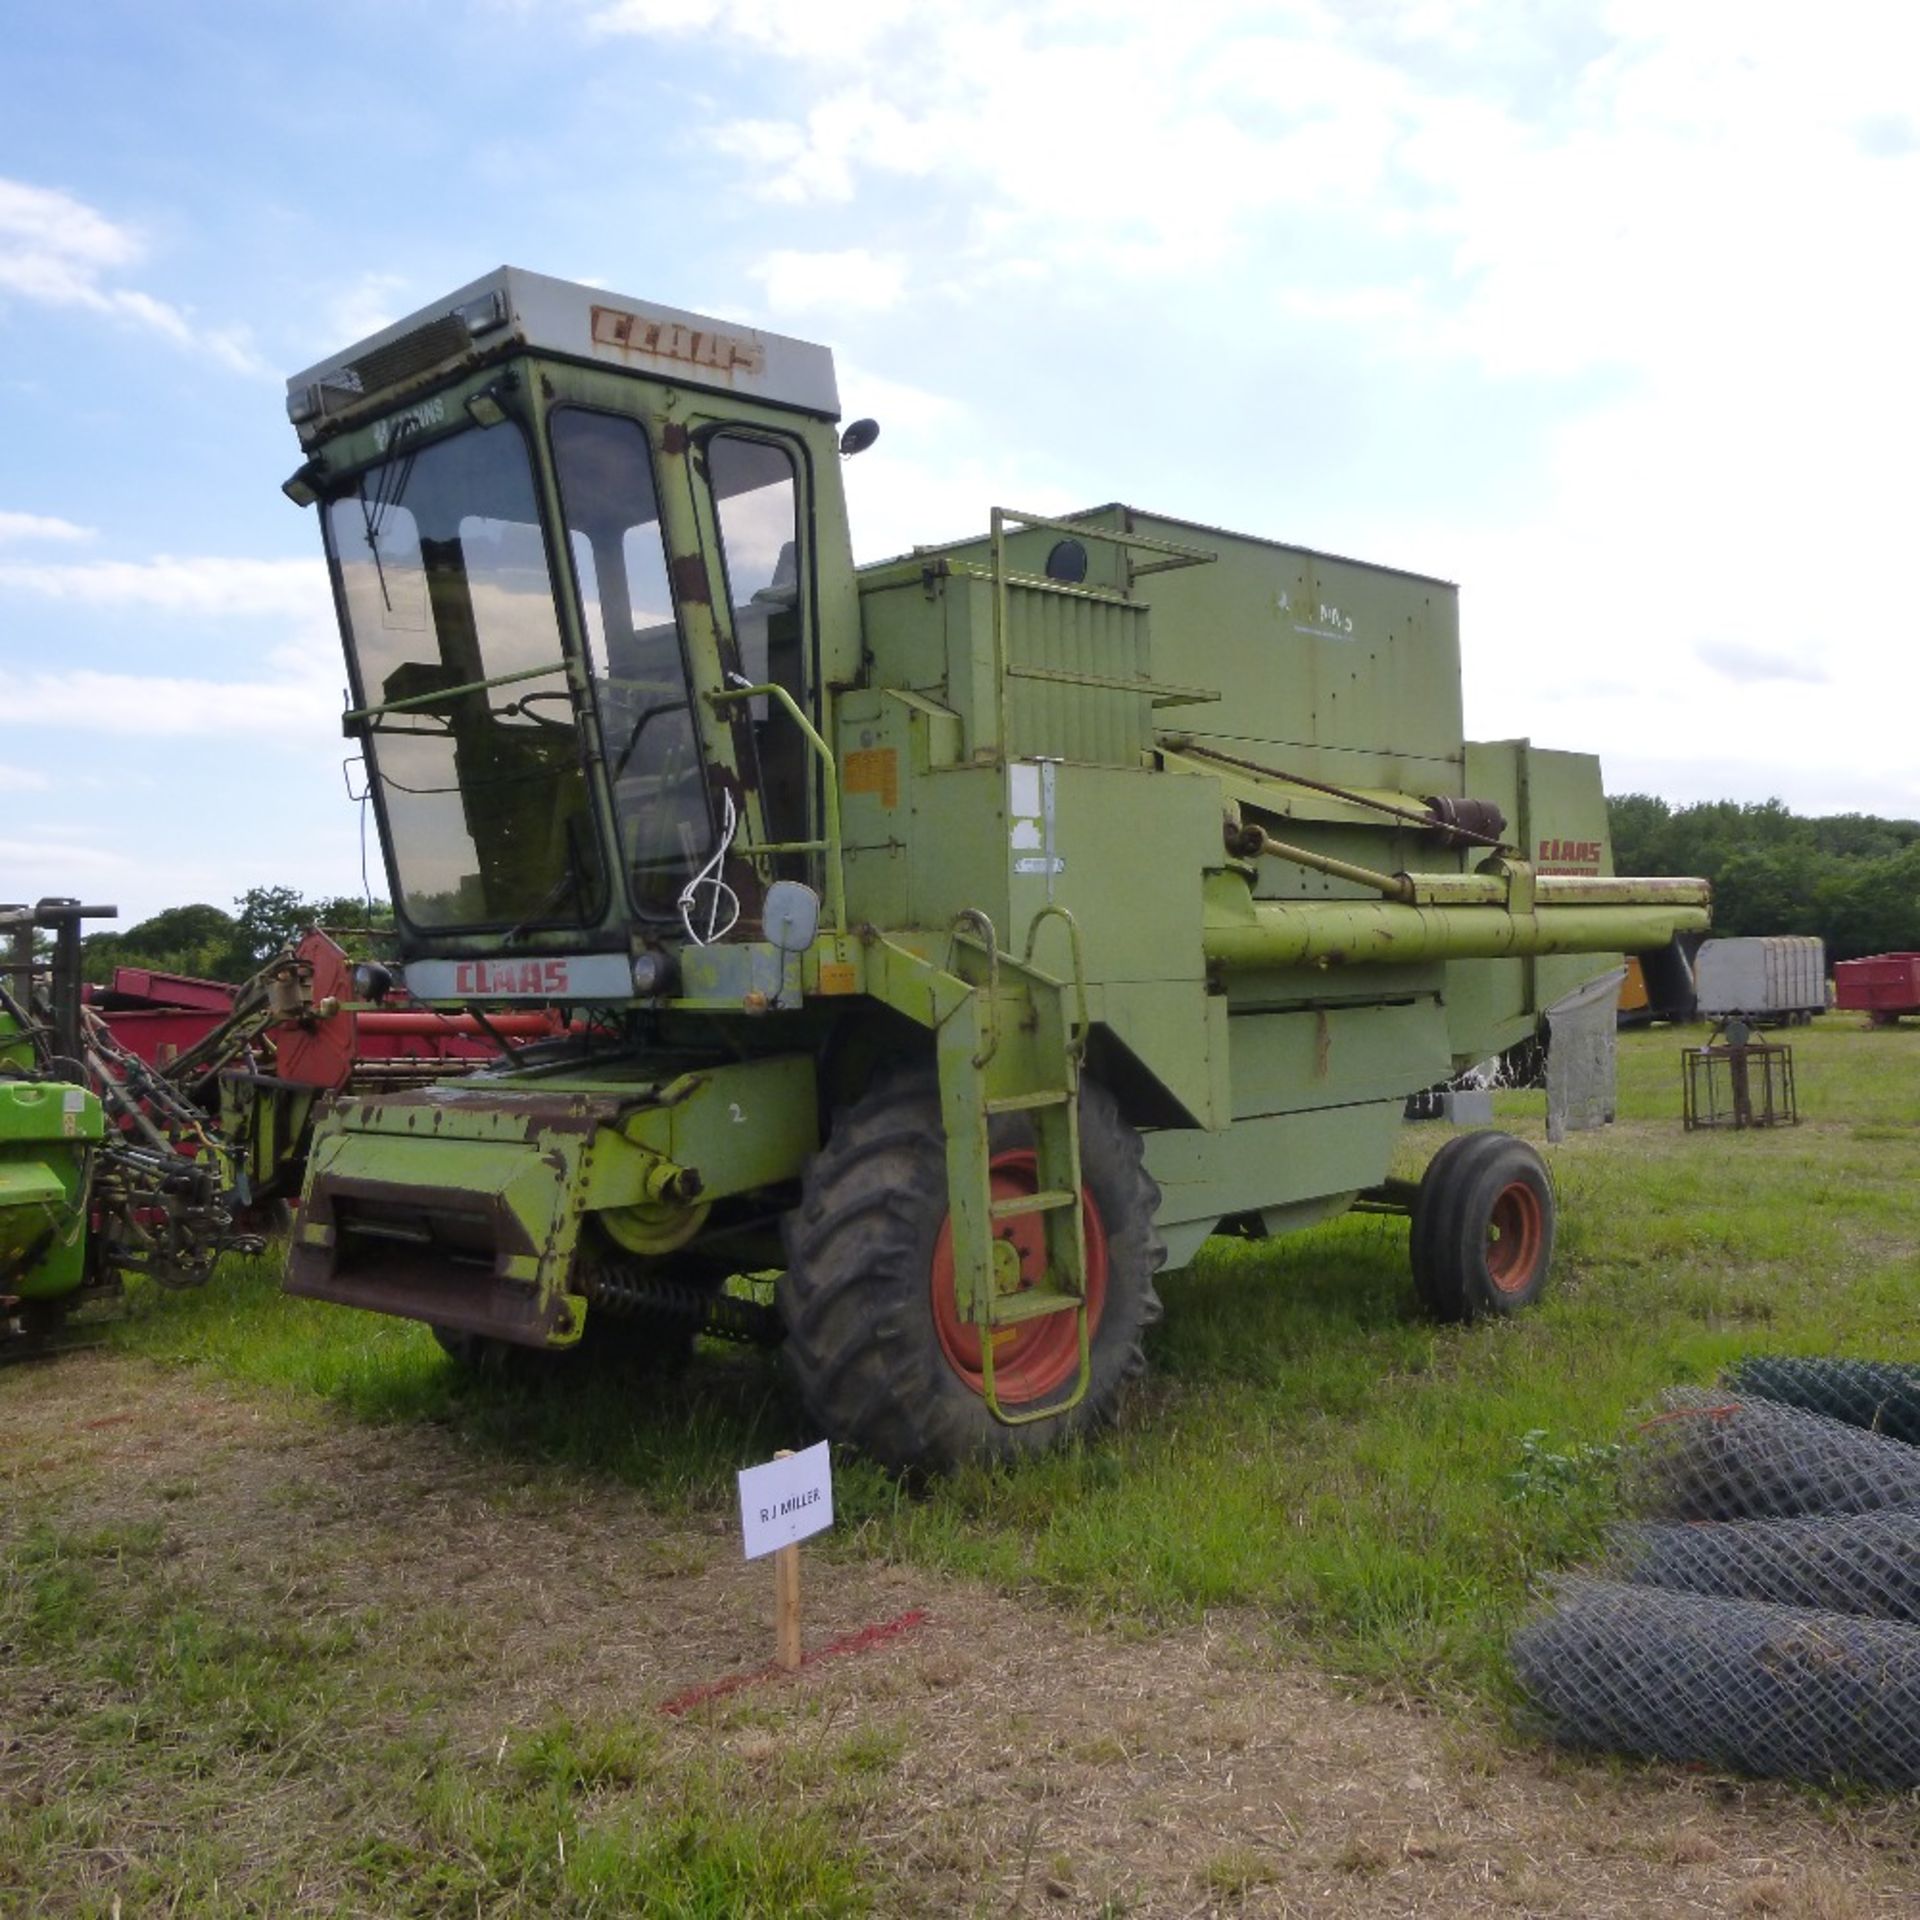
[286,266,840,445]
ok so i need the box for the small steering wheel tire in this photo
[1410,1131,1556,1322]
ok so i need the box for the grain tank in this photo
[278,269,1710,1469]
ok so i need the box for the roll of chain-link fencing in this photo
[1605,1511,1920,1624]
[1513,1576,1920,1788]
[1724,1356,1920,1445]
[1628,1389,1920,1522]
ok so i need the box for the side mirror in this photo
[763,880,820,954]
[838,418,880,458]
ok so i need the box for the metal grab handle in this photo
[707,680,846,934]
[944,909,1001,1067]
[1022,904,1089,1064]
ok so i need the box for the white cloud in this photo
[0,549,344,744]
[0,552,325,617]
[0,510,93,545]
[833,361,963,433]
[622,0,1919,821]
[0,655,340,744]
[0,763,49,792]
[589,0,916,62]
[0,834,135,881]
[749,247,906,315]
[0,177,266,376]
[325,271,412,349]
[1696,642,1828,687]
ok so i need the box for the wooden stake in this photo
[773,1448,802,1671]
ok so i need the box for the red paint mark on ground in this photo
[659,1608,930,1718]
[1636,1402,1740,1432]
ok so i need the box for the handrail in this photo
[344,657,570,727]
[1021,904,1090,1065]
[707,681,846,934]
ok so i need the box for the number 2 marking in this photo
[729,1102,746,1124]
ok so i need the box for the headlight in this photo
[631,951,677,997]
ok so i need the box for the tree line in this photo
[74,794,1920,985]
[82,887,394,986]
[1607,796,1920,962]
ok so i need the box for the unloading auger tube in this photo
[1202,869,1711,971]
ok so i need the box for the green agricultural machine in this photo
[278,269,1709,1469]
[0,904,109,1350]
[0,899,265,1355]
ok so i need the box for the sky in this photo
[2,0,1917,926]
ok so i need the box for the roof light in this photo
[456,289,510,336]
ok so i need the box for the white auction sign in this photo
[738,1441,834,1560]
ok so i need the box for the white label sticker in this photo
[62,1089,86,1112]
[1008,762,1041,818]
[738,1440,834,1560]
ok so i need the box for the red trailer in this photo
[1834,952,1920,1026]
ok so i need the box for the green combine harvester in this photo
[278,270,1708,1469]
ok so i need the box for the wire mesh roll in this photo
[1605,1512,1920,1624]
[1724,1356,1920,1446]
[1513,1576,1920,1787]
[1628,1389,1920,1522]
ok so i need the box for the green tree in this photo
[1607,793,1920,962]
[81,902,239,984]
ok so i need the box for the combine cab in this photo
[278,269,1709,1469]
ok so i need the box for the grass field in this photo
[102,1020,1920,1691]
[6,1018,1917,1913]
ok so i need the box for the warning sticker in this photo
[843,747,899,809]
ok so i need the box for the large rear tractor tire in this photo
[1410,1131,1555,1322]
[778,1068,1164,1473]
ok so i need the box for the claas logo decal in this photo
[1537,837,1604,876]
[452,958,573,996]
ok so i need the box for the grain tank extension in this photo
[279,269,1709,1470]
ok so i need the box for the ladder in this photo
[936,906,1093,1424]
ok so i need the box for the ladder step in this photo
[990,1188,1077,1220]
[983,1088,1073,1114]
[990,1287,1084,1326]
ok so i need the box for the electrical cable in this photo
[678,788,739,945]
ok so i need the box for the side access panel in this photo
[1145,1099,1404,1271]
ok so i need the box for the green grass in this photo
[108,1019,1920,1703]
[0,1515,873,1916]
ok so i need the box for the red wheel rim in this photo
[930,1149,1108,1405]
[1485,1179,1545,1293]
